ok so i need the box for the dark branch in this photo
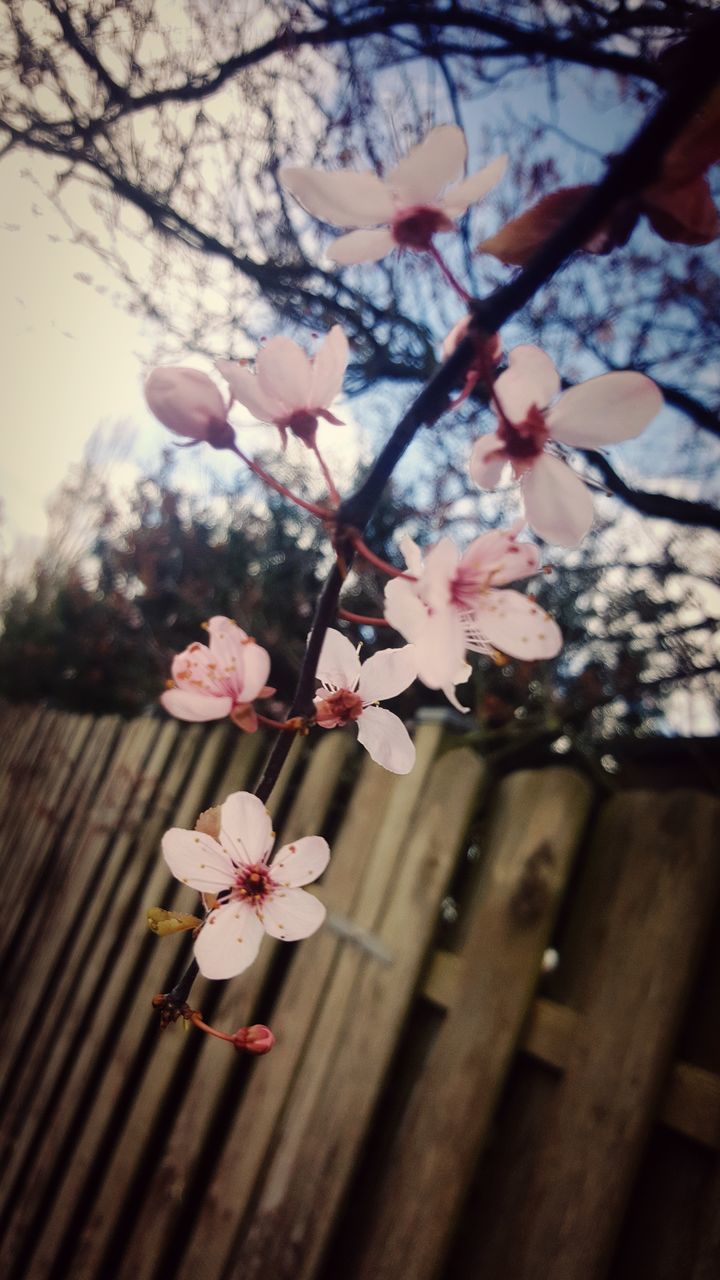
[583,451,720,529]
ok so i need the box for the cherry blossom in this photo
[162,790,330,979]
[313,629,417,773]
[161,616,272,731]
[145,367,234,449]
[469,345,663,547]
[216,326,349,449]
[280,125,506,265]
[384,525,562,701]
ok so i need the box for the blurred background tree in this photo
[0,0,718,739]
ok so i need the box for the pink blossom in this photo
[216,326,349,449]
[161,616,272,731]
[313,629,417,774]
[470,345,663,547]
[144,367,234,449]
[280,126,506,265]
[162,790,330,979]
[384,526,562,701]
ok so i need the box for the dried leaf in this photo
[644,173,720,245]
[660,84,720,189]
[476,186,593,265]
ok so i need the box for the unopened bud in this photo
[145,367,234,448]
[231,1024,276,1054]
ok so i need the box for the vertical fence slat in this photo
[507,789,720,1280]
[228,744,485,1280]
[354,766,593,1280]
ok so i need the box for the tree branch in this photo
[583,451,720,529]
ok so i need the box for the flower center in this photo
[232,862,274,903]
[314,688,364,728]
[496,404,550,463]
[285,409,319,447]
[391,204,454,250]
[450,565,493,611]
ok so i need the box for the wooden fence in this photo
[0,705,719,1280]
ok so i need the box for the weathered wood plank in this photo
[503,789,720,1280]
[226,744,485,1280]
[33,729,298,1280]
[173,723,447,1280]
[354,767,592,1280]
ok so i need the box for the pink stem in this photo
[428,243,471,303]
[349,532,417,581]
[312,443,341,506]
[338,607,391,627]
[231,444,333,519]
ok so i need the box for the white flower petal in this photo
[215,361,282,422]
[398,534,424,577]
[473,588,563,661]
[160,688,233,722]
[194,902,264,979]
[256,336,312,414]
[310,325,349,407]
[548,372,663,446]
[272,835,330,887]
[494,345,560,421]
[357,705,416,774]
[413,609,467,691]
[280,167,395,228]
[469,433,507,488]
[317,628,362,691]
[239,641,272,701]
[387,125,467,205]
[262,887,326,941]
[441,154,508,218]
[522,454,594,547]
[162,828,235,892]
[384,578,428,645]
[422,537,460,610]
[328,228,395,265]
[358,645,417,704]
[442,664,472,714]
[219,791,274,866]
[460,529,540,586]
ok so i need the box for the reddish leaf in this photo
[644,173,720,245]
[660,84,720,188]
[475,185,592,265]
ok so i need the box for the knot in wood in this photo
[509,841,556,927]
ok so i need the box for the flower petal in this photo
[215,361,282,422]
[357,705,416,774]
[262,887,326,941]
[219,791,274,866]
[460,528,540,586]
[422,537,460,611]
[441,154,508,217]
[358,645,417,704]
[194,902,265,979]
[469,433,507,488]
[328,228,395,265]
[398,534,424,577]
[494,345,560,421]
[522,454,594,547]
[384,578,465,690]
[272,835,330,887]
[239,641,272,702]
[473,589,563,660]
[256,336,312,414]
[442,662,472,714]
[547,372,663,446]
[316,628,361,692]
[384,578,428,644]
[161,688,233,722]
[162,828,235,893]
[387,125,467,205]
[310,325,349,407]
[280,167,395,228]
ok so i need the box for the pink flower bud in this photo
[145,367,235,449]
[231,1024,276,1054]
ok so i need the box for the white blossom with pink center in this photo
[313,629,417,774]
[384,526,562,703]
[280,125,506,265]
[162,791,330,979]
[161,616,272,731]
[144,367,234,449]
[470,345,663,547]
[216,326,349,449]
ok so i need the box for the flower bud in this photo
[147,906,201,936]
[145,367,235,448]
[231,1024,276,1054]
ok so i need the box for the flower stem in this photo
[348,532,417,580]
[231,443,332,519]
[256,713,309,732]
[312,443,341,506]
[428,243,471,303]
[338,607,391,627]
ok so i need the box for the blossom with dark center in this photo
[313,629,417,774]
[216,326,348,450]
[470,345,663,547]
[280,125,506,265]
[161,616,272,731]
[162,791,330,979]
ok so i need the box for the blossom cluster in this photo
[144,125,663,1013]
